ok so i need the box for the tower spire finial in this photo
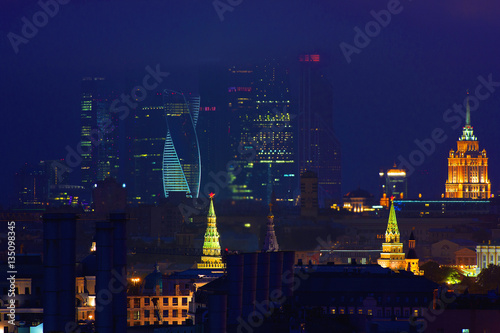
[466,90,471,127]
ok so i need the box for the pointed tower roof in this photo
[460,91,477,142]
[466,91,471,127]
[268,203,274,219]
[263,202,279,252]
[386,199,400,236]
[208,192,216,217]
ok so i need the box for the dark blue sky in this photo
[1,0,500,206]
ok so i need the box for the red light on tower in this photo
[299,54,320,62]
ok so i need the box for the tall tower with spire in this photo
[406,229,422,275]
[197,193,225,269]
[377,198,407,271]
[445,92,491,199]
[262,203,279,252]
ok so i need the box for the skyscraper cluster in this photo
[12,55,345,210]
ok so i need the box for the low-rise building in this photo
[476,241,500,274]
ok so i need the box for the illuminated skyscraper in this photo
[227,65,256,200]
[227,60,295,203]
[298,54,341,207]
[379,164,407,207]
[163,90,201,198]
[445,94,490,199]
[252,59,295,203]
[130,92,165,204]
[80,77,120,189]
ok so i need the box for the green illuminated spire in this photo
[208,193,216,217]
[198,193,225,269]
[466,91,471,127]
[385,199,400,243]
[460,91,477,142]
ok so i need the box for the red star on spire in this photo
[209,192,215,199]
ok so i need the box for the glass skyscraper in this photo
[226,60,296,204]
[162,90,201,199]
[298,54,342,207]
[130,92,165,204]
[80,77,120,190]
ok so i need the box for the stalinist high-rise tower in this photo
[445,94,491,199]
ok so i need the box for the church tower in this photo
[378,198,407,271]
[445,93,491,199]
[405,229,422,275]
[262,203,279,252]
[197,193,225,269]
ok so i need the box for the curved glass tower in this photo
[162,90,201,198]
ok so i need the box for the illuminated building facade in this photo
[379,165,407,207]
[377,200,407,271]
[130,92,165,204]
[198,194,225,269]
[445,96,490,199]
[227,66,255,200]
[298,54,341,207]
[163,90,201,199]
[343,187,374,213]
[476,242,500,274]
[80,77,120,190]
[252,60,294,203]
[227,60,295,203]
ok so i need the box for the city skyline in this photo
[2,1,500,207]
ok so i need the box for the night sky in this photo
[2,0,500,207]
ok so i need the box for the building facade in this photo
[379,165,407,207]
[130,92,165,204]
[445,95,491,199]
[298,54,341,207]
[476,242,500,274]
[226,60,296,204]
[80,77,120,191]
[162,90,201,199]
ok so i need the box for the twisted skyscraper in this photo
[162,90,201,198]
